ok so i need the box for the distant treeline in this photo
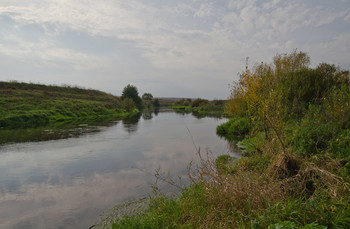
[172,98,226,116]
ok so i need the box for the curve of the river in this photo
[0,110,239,229]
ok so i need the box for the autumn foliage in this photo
[224,50,350,155]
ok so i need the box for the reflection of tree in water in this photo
[142,109,153,120]
[191,111,205,119]
[154,108,159,116]
[215,128,242,155]
[192,111,223,120]
[142,108,162,120]
[122,113,141,134]
[226,140,241,154]
[0,120,120,145]
[173,110,190,116]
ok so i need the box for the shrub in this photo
[292,105,338,156]
[323,85,350,129]
[122,98,136,112]
[328,129,350,159]
[293,120,335,156]
[191,98,208,107]
[217,117,250,138]
[215,155,237,174]
[173,98,191,106]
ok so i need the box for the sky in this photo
[0,0,349,99]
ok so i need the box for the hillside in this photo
[0,81,135,128]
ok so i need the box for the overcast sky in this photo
[0,0,349,99]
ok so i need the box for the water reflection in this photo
[173,109,191,116]
[0,109,170,145]
[172,109,223,119]
[154,108,159,116]
[227,140,241,155]
[0,111,238,229]
[122,113,141,134]
[0,120,117,146]
[142,109,154,120]
[192,112,223,119]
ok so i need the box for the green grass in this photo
[112,184,209,229]
[0,81,138,128]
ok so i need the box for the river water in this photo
[0,110,238,229]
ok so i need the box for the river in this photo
[0,110,239,229]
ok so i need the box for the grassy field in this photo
[0,81,138,128]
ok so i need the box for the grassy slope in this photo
[0,81,136,128]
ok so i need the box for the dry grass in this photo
[112,147,350,228]
[180,149,350,228]
[183,150,284,227]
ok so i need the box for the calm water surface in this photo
[0,111,238,229]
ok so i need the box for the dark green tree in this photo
[121,84,142,109]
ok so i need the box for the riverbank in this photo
[91,198,150,229]
[110,51,350,228]
[0,81,138,129]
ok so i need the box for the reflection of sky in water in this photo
[0,111,238,229]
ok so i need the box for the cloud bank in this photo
[0,0,349,98]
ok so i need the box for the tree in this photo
[142,93,153,101]
[191,98,208,107]
[273,49,310,75]
[122,98,136,112]
[142,93,154,108]
[121,84,142,109]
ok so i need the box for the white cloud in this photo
[0,0,349,98]
[0,32,109,72]
[0,1,150,36]
[306,32,350,67]
[231,1,345,39]
[194,2,214,18]
[228,0,257,10]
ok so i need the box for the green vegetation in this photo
[153,98,160,108]
[172,98,226,116]
[216,116,251,140]
[121,84,142,109]
[142,93,153,109]
[112,50,350,228]
[0,81,139,129]
[142,92,160,109]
